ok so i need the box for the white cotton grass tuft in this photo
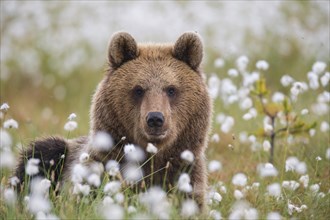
[178,173,193,193]
[209,210,222,220]
[106,160,120,176]
[301,108,309,115]
[309,183,320,194]
[68,113,77,120]
[208,160,222,172]
[299,175,309,188]
[26,158,40,176]
[180,150,194,163]
[181,199,199,217]
[123,164,143,182]
[124,145,145,162]
[210,133,220,143]
[64,121,77,131]
[229,201,258,220]
[139,187,170,219]
[28,194,51,214]
[0,149,15,168]
[207,191,222,204]
[91,131,114,151]
[267,212,282,220]
[30,178,51,196]
[73,183,91,196]
[221,116,235,133]
[262,140,271,151]
[282,180,300,191]
[35,212,59,220]
[0,103,10,111]
[208,74,221,99]
[0,129,12,149]
[232,173,247,187]
[71,163,88,183]
[146,143,158,154]
[326,148,330,160]
[3,188,17,206]
[104,181,121,195]
[236,55,249,72]
[87,173,101,187]
[280,74,294,87]
[256,60,269,70]
[257,163,278,178]
[79,152,90,163]
[320,121,329,132]
[233,189,244,200]
[3,119,19,129]
[214,58,225,68]
[100,203,124,220]
[285,157,307,174]
[266,183,281,198]
[9,176,20,187]
[321,72,330,87]
[228,68,239,77]
[312,61,327,75]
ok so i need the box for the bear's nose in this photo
[147,112,164,128]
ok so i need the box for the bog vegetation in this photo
[0,1,329,219]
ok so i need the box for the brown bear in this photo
[15,32,212,208]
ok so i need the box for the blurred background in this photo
[0,0,329,143]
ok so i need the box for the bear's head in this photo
[91,32,211,151]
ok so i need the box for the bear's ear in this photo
[108,32,138,69]
[173,32,203,70]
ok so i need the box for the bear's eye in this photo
[166,87,176,97]
[133,86,144,97]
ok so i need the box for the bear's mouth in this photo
[145,130,167,141]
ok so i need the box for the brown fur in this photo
[15,32,212,208]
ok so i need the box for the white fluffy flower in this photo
[79,152,90,163]
[272,92,285,103]
[210,133,220,143]
[326,148,330,160]
[299,175,309,188]
[0,103,10,111]
[0,129,12,149]
[236,55,249,72]
[282,180,300,191]
[208,74,221,99]
[228,68,239,77]
[285,156,307,174]
[26,158,40,176]
[3,188,16,206]
[3,119,18,129]
[301,108,309,115]
[307,71,319,90]
[123,164,143,182]
[125,145,145,162]
[312,61,326,75]
[232,173,247,187]
[68,113,77,120]
[178,173,192,193]
[28,194,51,214]
[209,210,222,220]
[221,116,234,133]
[0,149,15,168]
[262,140,271,151]
[207,191,222,204]
[114,192,125,204]
[181,199,199,217]
[239,97,253,110]
[256,60,269,70]
[30,178,51,196]
[139,187,170,219]
[233,189,244,200]
[106,160,120,176]
[64,121,77,131]
[87,173,101,187]
[320,72,330,87]
[320,121,329,132]
[146,143,158,154]
[180,150,194,163]
[73,183,90,196]
[208,160,222,172]
[267,212,282,220]
[257,163,278,177]
[267,183,281,198]
[9,176,20,187]
[310,184,320,194]
[71,163,89,183]
[92,131,114,151]
[104,181,121,195]
[280,75,294,87]
[214,58,225,68]
[100,203,124,220]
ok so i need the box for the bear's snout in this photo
[146,112,164,128]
